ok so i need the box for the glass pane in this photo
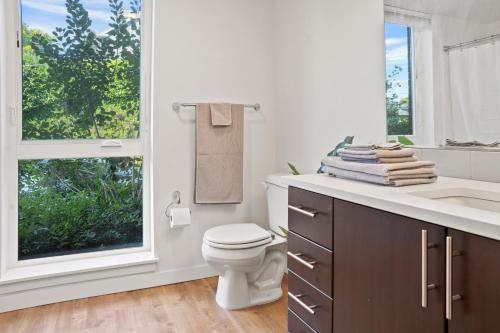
[385,22,413,136]
[21,0,142,140]
[18,157,143,260]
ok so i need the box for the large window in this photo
[385,22,414,136]
[3,0,151,265]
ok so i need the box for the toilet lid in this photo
[204,224,272,248]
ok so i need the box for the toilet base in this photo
[215,272,283,310]
[248,286,283,307]
[202,231,288,311]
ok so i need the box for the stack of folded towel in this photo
[322,143,437,187]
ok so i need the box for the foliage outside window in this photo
[385,22,414,136]
[18,0,145,260]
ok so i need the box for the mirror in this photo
[384,0,500,149]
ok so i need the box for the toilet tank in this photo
[265,174,289,235]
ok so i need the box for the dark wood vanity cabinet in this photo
[287,187,333,333]
[447,229,500,333]
[287,186,500,333]
[334,199,445,333]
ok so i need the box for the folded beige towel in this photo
[323,157,435,177]
[374,143,403,150]
[378,156,418,164]
[387,167,435,177]
[196,104,244,204]
[210,103,232,126]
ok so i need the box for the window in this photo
[2,0,151,266]
[385,22,414,136]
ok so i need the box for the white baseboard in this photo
[0,264,217,313]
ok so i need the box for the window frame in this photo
[384,6,433,144]
[1,0,154,273]
[384,22,417,139]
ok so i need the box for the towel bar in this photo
[172,102,260,112]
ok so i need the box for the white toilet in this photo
[202,174,289,310]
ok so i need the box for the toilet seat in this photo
[204,223,272,250]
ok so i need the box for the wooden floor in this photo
[0,277,288,333]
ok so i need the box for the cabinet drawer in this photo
[288,231,333,297]
[288,187,333,250]
[288,271,332,333]
[288,310,316,333]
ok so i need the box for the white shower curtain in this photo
[447,42,500,142]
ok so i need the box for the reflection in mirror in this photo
[384,0,500,149]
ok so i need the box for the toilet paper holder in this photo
[165,190,181,218]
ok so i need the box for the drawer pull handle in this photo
[288,205,317,218]
[288,292,318,315]
[446,236,453,320]
[422,230,428,308]
[287,252,316,270]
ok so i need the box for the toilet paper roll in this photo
[170,208,191,228]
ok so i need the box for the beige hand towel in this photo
[195,104,244,204]
[210,103,232,126]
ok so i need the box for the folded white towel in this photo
[322,157,435,177]
[339,148,415,158]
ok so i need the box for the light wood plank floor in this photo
[0,276,288,333]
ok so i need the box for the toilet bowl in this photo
[202,223,287,310]
[201,174,289,310]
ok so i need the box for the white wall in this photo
[152,0,277,272]
[0,0,392,312]
[272,0,388,174]
[0,0,278,312]
[414,148,500,183]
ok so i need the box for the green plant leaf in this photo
[398,135,414,145]
[278,226,289,238]
[327,136,355,157]
[287,162,301,175]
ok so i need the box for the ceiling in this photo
[385,0,500,23]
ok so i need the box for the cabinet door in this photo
[334,199,445,333]
[448,229,500,333]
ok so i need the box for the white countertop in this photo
[283,174,500,241]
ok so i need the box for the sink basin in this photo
[409,188,500,213]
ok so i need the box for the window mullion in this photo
[16,140,143,160]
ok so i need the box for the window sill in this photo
[0,251,158,292]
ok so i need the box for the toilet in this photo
[201,174,289,310]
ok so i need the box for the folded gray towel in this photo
[323,166,437,187]
[339,148,415,158]
[341,156,419,164]
[446,139,499,147]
